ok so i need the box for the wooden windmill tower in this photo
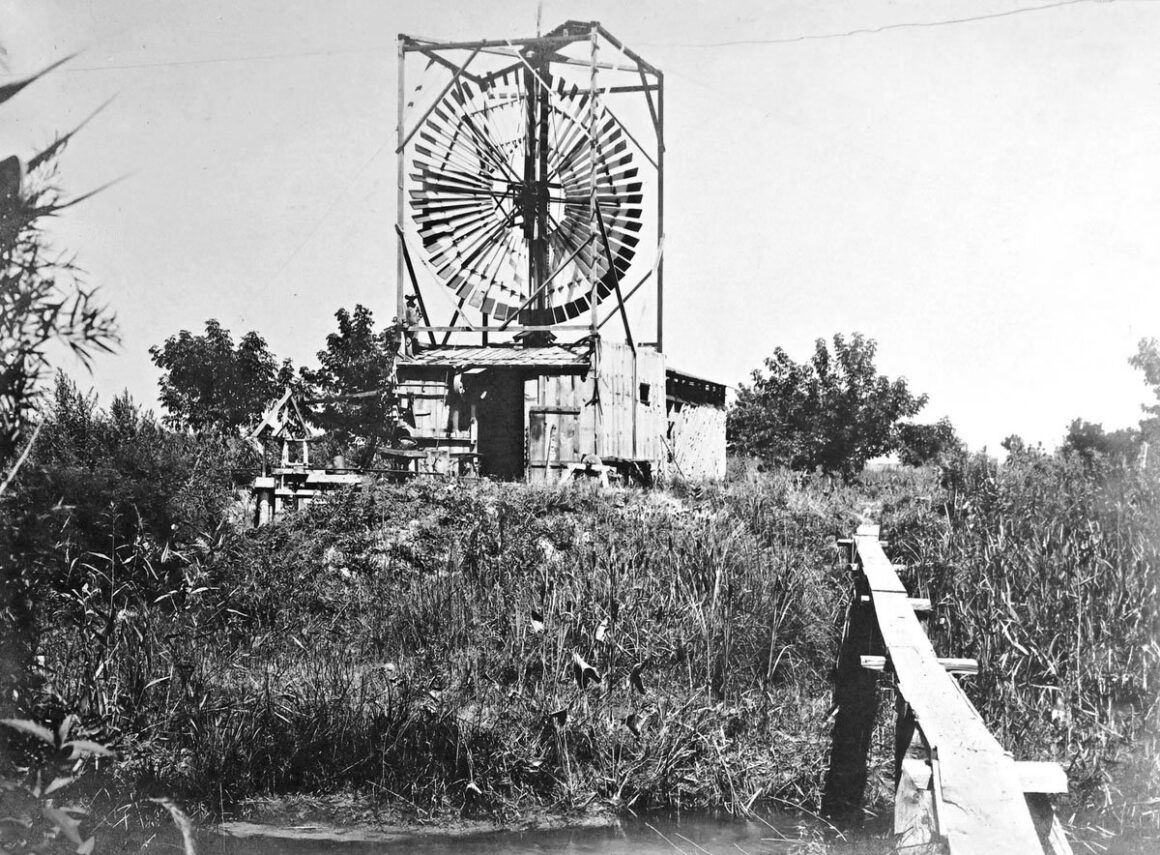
[393,21,724,482]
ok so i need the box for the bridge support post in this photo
[822,541,882,823]
[893,704,941,853]
[1027,794,1075,855]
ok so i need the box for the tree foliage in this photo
[897,417,964,467]
[728,332,927,477]
[299,304,399,465]
[149,319,292,433]
[1130,337,1160,443]
[1062,418,1141,466]
[9,373,237,571]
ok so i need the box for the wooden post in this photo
[895,756,939,853]
[396,36,407,327]
[894,693,916,784]
[655,70,664,353]
[1026,794,1076,855]
[822,556,882,822]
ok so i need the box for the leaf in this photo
[64,740,114,758]
[0,719,55,744]
[76,837,95,855]
[44,776,76,796]
[58,714,79,744]
[42,806,82,845]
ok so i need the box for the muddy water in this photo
[201,814,891,855]
[187,813,1158,855]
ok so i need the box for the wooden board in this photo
[854,526,1045,855]
[895,757,939,853]
[665,400,726,480]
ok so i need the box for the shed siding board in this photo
[593,340,665,464]
[398,378,472,447]
[666,402,727,480]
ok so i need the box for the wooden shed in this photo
[394,339,724,483]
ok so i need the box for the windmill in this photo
[395,20,663,351]
[391,22,724,484]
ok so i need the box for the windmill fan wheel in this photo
[409,71,644,325]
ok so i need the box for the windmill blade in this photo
[407,64,643,324]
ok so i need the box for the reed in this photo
[882,451,1160,831]
[9,447,1158,834]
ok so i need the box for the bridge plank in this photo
[855,529,1044,855]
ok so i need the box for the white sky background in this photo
[3,0,1160,453]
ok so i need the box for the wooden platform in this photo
[824,524,1073,855]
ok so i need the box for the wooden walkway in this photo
[823,524,1072,855]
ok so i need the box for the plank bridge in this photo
[823,524,1073,855]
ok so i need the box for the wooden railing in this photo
[823,524,1072,855]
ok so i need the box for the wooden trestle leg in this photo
[822,543,883,823]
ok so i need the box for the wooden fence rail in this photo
[823,524,1073,855]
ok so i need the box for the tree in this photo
[728,332,927,477]
[149,320,291,433]
[1130,337,1160,443]
[299,305,399,466]
[897,417,964,467]
[13,373,237,566]
[1061,418,1140,466]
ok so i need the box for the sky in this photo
[3,0,1160,453]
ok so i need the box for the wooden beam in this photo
[895,757,939,854]
[409,324,592,333]
[496,235,594,331]
[602,103,658,170]
[394,225,436,347]
[903,760,1068,796]
[401,33,587,53]
[822,589,882,823]
[1017,761,1069,795]
[595,205,634,351]
[1026,794,1075,855]
[639,67,660,140]
[861,655,978,676]
[861,594,932,613]
[397,48,481,154]
[410,47,485,86]
[853,526,1044,855]
[595,24,662,77]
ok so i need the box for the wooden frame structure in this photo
[395,20,664,351]
[824,524,1073,854]
[246,388,361,524]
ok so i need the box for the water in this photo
[197,814,890,855]
[164,812,1160,855]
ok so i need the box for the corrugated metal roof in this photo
[401,345,590,372]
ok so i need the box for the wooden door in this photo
[527,406,581,483]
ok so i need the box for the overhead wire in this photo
[255,134,393,297]
[0,0,1131,78]
[642,0,1114,48]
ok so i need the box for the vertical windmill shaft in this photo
[520,48,552,331]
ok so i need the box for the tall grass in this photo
[10,452,1159,834]
[25,476,859,820]
[882,451,1160,830]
